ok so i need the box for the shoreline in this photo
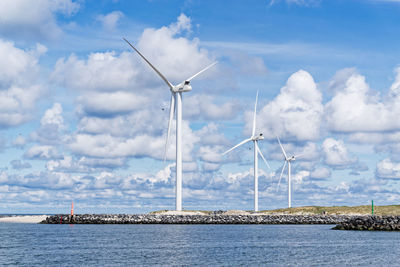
[0,215,48,223]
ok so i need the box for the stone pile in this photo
[333,215,400,231]
[41,214,354,224]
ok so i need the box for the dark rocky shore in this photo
[333,215,400,231]
[42,214,355,224]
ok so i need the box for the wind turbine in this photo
[222,91,270,212]
[276,136,300,208]
[123,38,217,211]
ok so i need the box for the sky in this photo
[1,0,400,214]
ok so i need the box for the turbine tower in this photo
[276,136,300,208]
[124,38,217,211]
[222,91,270,212]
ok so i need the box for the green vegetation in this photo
[149,205,400,216]
[261,205,400,215]
[148,210,212,215]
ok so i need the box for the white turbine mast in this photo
[222,91,270,212]
[276,136,301,208]
[124,38,217,211]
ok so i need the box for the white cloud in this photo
[184,94,239,121]
[78,92,148,116]
[255,70,323,141]
[24,145,61,160]
[77,106,166,137]
[12,135,26,148]
[292,170,310,184]
[322,138,357,168]
[310,167,331,180]
[325,71,390,132]
[0,40,45,127]
[376,158,400,179]
[0,0,79,40]
[97,11,124,31]
[325,68,400,133]
[52,52,140,92]
[136,14,214,83]
[41,103,64,126]
[30,103,66,145]
[69,133,162,158]
[52,13,215,93]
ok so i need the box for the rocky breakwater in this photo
[41,214,354,224]
[333,215,400,231]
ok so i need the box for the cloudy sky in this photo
[1,0,400,213]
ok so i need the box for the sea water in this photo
[1,223,399,266]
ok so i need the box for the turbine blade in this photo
[163,93,175,162]
[256,144,271,169]
[252,90,258,137]
[277,136,288,160]
[123,38,173,89]
[222,138,252,155]
[185,61,218,82]
[277,161,287,192]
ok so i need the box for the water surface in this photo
[0,224,398,266]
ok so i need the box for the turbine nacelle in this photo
[285,155,296,162]
[252,133,264,141]
[172,81,192,92]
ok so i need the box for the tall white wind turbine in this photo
[124,38,217,211]
[276,136,300,208]
[222,91,270,212]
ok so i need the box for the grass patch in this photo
[260,205,400,215]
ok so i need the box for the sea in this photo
[1,223,399,266]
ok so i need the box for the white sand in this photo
[0,215,48,223]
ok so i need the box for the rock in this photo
[332,216,400,231]
[41,213,354,225]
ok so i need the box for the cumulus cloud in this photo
[325,68,400,134]
[376,158,400,179]
[0,0,79,40]
[46,156,126,173]
[255,70,323,141]
[325,70,390,132]
[136,14,214,83]
[52,51,141,92]
[24,145,61,160]
[0,40,46,127]
[184,94,240,121]
[322,138,357,168]
[78,92,148,117]
[50,13,221,173]
[310,167,331,180]
[30,103,66,145]
[97,11,124,31]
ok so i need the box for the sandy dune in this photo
[0,215,48,223]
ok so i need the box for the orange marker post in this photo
[71,202,74,216]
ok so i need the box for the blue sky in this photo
[1,0,400,213]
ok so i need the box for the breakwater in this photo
[333,215,400,231]
[41,214,354,224]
